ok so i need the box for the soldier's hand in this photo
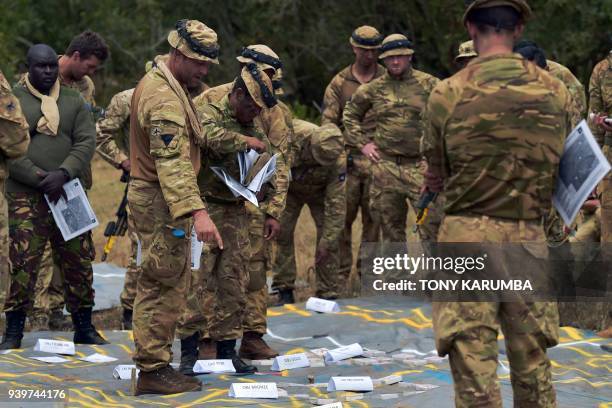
[120,159,131,173]
[245,137,267,153]
[594,114,612,132]
[37,169,69,204]
[315,246,329,265]
[361,142,380,163]
[423,168,444,193]
[193,209,223,249]
[264,216,280,240]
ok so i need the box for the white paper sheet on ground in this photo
[318,402,343,408]
[45,178,99,241]
[324,343,363,363]
[30,356,70,364]
[113,364,139,379]
[246,153,278,192]
[78,353,118,363]
[211,167,258,206]
[553,120,611,225]
[33,339,75,355]
[190,228,204,270]
[271,353,310,371]
[228,382,278,399]
[327,376,374,392]
[193,359,235,374]
[305,297,340,313]
[0,350,12,355]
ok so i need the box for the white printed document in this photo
[45,179,99,241]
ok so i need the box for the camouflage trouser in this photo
[370,158,441,243]
[272,186,340,298]
[119,208,140,311]
[5,192,95,314]
[177,202,250,342]
[432,215,558,408]
[129,179,192,372]
[242,203,271,334]
[0,183,10,310]
[338,151,380,288]
[32,245,64,317]
[602,146,611,243]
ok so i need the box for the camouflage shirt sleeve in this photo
[320,152,347,249]
[588,58,607,147]
[143,91,205,219]
[321,75,343,127]
[343,83,374,150]
[0,72,29,160]
[96,90,131,167]
[199,103,250,154]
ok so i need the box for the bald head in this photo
[27,44,59,94]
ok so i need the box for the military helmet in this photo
[349,25,383,49]
[455,40,478,62]
[237,44,282,74]
[463,0,532,25]
[311,123,344,166]
[239,63,277,109]
[379,34,414,60]
[168,19,220,64]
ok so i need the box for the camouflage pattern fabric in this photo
[128,180,192,371]
[321,64,384,291]
[0,69,30,308]
[421,53,572,219]
[96,88,133,167]
[432,215,559,408]
[272,120,347,297]
[119,208,140,311]
[5,193,95,314]
[32,248,64,316]
[546,60,586,128]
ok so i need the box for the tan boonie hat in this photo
[272,68,284,96]
[455,40,478,62]
[463,0,532,25]
[311,123,344,166]
[168,19,220,64]
[349,25,383,49]
[237,44,282,74]
[379,34,414,60]
[240,63,277,109]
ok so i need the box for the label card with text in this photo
[324,343,363,363]
[271,353,310,371]
[33,339,75,355]
[113,364,140,380]
[190,228,204,270]
[193,359,236,374]
[305,297,340,313]
[228,382,278,399]
[327,376,374,392]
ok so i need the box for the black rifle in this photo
[101,171,129,262]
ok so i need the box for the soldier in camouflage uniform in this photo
[30,31,109,331]
[128,20,222,395]
[0,70,30,311]
[1,44,108,350]
[322,26,384,293]
[455,40,478,69]
[421,2,570,406]
[344,34,441,247]
[272,119,346,299]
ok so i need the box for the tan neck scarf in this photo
[25,73,60,136]
[154,57,204,145]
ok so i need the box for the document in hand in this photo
[553,120,611,226]
[44,178,99,241]
[211,150,279,207]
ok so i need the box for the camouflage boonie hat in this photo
[272,68,284,96]
[240,63,277,109]
[311,123,343,166]
[463,0,533,25]
[237,44,282,74]
[168,19,220,64]
[379,34,414,60]
[455,40,478,62]
[349,25,383,49]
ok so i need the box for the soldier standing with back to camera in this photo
[422,1,571,406]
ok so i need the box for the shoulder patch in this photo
[161,134,174,146]
[338,172,346,182]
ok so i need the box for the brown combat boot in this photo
[198,338,217,359]
[135,365,201,395]
[239,331,279,360]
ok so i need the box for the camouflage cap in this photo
[379,34,414,60]
[272,68,284,96]
[311,123,344,166]
[349,25,383,49]
[168,19,220,64]
[455,40,478,62]
[237,44,282,74]
[463,0,532,25]
[240,63,277,109]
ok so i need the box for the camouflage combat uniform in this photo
[128,62,205,372]
[272,119,347,298]
[0,70,30,309]
[344,68,441,244]
[422,53,572,408]
[322,64,385,287]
